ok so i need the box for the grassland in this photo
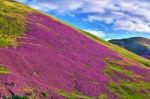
[0,0,33,47]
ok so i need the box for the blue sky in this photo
[17,0,150,40]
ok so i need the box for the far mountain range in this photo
[109,37,150,59]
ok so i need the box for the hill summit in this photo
[109,37,150,60]
[0,0,150,99]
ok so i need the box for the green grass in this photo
[0,38,17,47]
[105,61,133,77]
[109,81,150,99]
[41,90,49,97]
[99,93,108,99]
[105,61,150,99]
[0,65,11,74]
[57,90,94,99]
[0,0,33,47]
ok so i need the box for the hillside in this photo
[109,37,150,60]
[0,0,150,99]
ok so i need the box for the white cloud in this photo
[85,30,106,38]
[17,0,150,33]
[114,20,150,33]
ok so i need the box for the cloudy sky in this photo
[17,0,150,40]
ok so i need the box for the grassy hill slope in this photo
[0,0,149,99]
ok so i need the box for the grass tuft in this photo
[99,93,108,99]
[0,64,11,74]
[57,90,94,99]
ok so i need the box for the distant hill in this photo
[0,0,150,99]
[109,37,150,59]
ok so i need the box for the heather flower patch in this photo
[0,12,148,98]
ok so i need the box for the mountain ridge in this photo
[109,37,150,60]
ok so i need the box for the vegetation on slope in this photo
[0,64,11,74]
[0,0,149,99]
[105,59,150,99]
[57,90,108,99]
[2,0,148,67]
[32,10,150,99]
[0,0,33,47]
[42,13,150,67]
[2,0,150,67]
[79,30,150,67]
[3,95,29,99]
[57,58,150,99]
[57,90,94,99]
